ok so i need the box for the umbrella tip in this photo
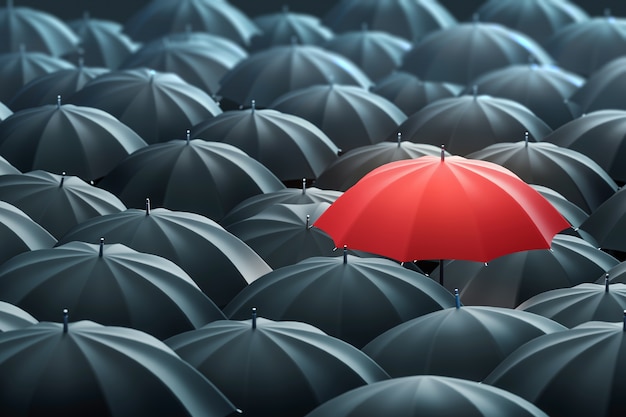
[623,310,626,331]
[302,178,306,194]
[63,308,69,333]
[99,237,104,257]
[524,131,529,147]
[60,171,66,187]
[145,198,151,215]
[57,95,61,108]
[186,129,190,144]
[454,288,461,309]
[251,100,256,112]
[252,307,257,330]
[440,144,445,161]
[343,244,348,264]
[606,273,610,292]
[306,214,311,229]
[397,132,402,147]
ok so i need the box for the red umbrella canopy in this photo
[314,154,570,263]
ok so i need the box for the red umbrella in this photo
[314,152,570,283]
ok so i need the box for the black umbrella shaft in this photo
[439,259,444,286]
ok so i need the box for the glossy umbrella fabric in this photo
[224,255,456,347]
[362,305,566,381]
[217,44,373,108]
[190,105,339,182]
[466,140,619,214]
[0,320,239,417]
[98,138,285,222]
[303,375,549,417]
[568,57,626,114]
[0,171,126,239]
[56,204,272,308]
[400,22,554,85]
[270,84,407,153]
[0,301,36,332]
[69,68,223,144]
[485,321,626,417]
[0,101,11,121]
[314,155,570,263]
[249,10,334,51]
[580,187,626,252]
[0,241,226,340]
[0,200,56,265]
[0,102,147,181]
[433,235,618,308]
[166,317,389,417]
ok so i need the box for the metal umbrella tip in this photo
[454,288,461,309]
[57,95,62,108]
[397,132,402,147]
[440,144,446,161]
[343,245,348,264]
[186,129,191,144]
[524,131,529,147]
[251,100,256,111]
[623,310,626,332]
[252,307,257,330]
[99,237,104,257]
[63,308,69,333]
[302,178,306,194]
[606,273,610,292]
[306,214,311,229]
[145,198,151,215]
[60,172,66,187]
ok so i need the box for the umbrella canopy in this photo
[0,170,126,239]
[389,94,552,156]
[224,202,337,269]
[190,103,339,182]
[363,303,566,381]
[224,254,456,347]
[475,0,589,44]
[545,14,626,77]
[0,48,74,103]
[270,84,407,153]
[303,375,550,417]
[166,317,389,417]
[217,44,373,108]
[400,22,554,85]
[315,139,445,191]
[0,319,239,416]
[123,0,260,47]
[568,56,626,114]
[68,68,223,144]
[98,137,285,222]
[485,320,626,417]
[542,110,626,183]
[314,155,570,264]
[0,240,226,340]
[0,2,79,56]
[0,101,148,182]
[120,32,246,97]
[0,301,36,332]
[464,63,585,129]
[466,140,619,214]
[56,203,272,308]
[370,70,462,116]
[322,0,457,41]
[433,234,618,308]
[249,9,333,51]
[0,101,11,120]
[323,28,411,82]
[580,187,626,253]
[0,200,56,265]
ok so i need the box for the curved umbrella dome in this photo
[0,301,37,332]
[568,56,626,114]
[579,187,626,253]
[250,10,334,51]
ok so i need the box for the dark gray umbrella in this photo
[0,301,37,333]
[304,375,549,417]
[56,203,272,308]
[0,170,126,239]
[250,9,334,51]
[432,234,619,308]
[0,200,56,265]
[166,316,389,417]
[580,187,626,253]
[323,28,411,82]
[466,139,618,214]
[485,320,626,417]
[190,103,339,182]
[224,254,456,347]
[370,70,462,116]
[392,94,552,156]
[542,110,626,183]
[0,240,226,340]
[363,303,566,381]
[98,137,285,222]
[0,154,18,175]
[0,101,11,120]
[0,319,239,416]
[400,22,554,85]
[568,57,626,114]
[270,83,406,153]
[217,44,372,108]
[322,0,457,41]
[0,101,147,182]
[68,67,223,144]
[123,0,260,47]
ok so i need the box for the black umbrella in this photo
[433,234,619,308]
[56,202,273,308]
[270,83,406,153]
[224,254,456,347]
[568,56,626,114]
[166,316,389,417]
[362,302,566,381]
[392,94,552,156]
[0,200,56,265]
[370,70,462,116]
[190,103,339,182]
[98,136,285,222]
[123,0,260,47]
[580,187,626,253]
[0,319,239,416]
[0,154,18,175]
[0,301,36,332]
[0,100,148,181]
[69,68,223,144]
[217,44,372,108]
[250,9,334,51]
[304,375,549,417]
[0,170,126,239]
